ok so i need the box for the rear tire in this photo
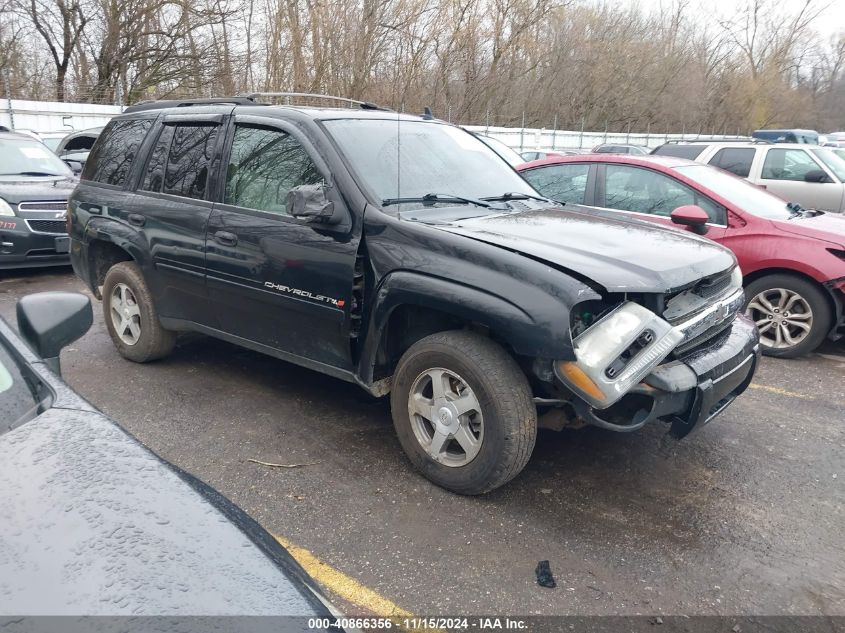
[390,330,537,495]
[744,274,831,358]
[102,261,176,362]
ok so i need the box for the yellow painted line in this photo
[749,383,811,400]
[275,535,423,625]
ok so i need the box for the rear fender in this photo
[79,218,150,296]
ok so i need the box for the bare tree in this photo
[10,0,89,100]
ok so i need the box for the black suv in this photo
[69,94,760,494]
[0,131,76,269]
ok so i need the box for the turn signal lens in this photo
[557,361,607,402]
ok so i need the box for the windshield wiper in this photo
[481,192,555,204]
[786,201,805,219]
[382,193,507,209]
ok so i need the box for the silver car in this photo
[653,141,845,213]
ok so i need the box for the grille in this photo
[27,219,67,234]
[663,269,734,324]
[18,201,67,212]
[673,318,733,356]
[693,270,732,299]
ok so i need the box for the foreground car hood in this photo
[772,213,845,248]
[0,176,76,204]
[0,406,328,616]
[435,206,735,292]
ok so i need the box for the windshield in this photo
[0,138,72,177]
[324,119,537,206]
[674,164,794,220]
[810,148,845,181]
[475,134,525,166]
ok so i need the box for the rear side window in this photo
[140,126,175,192]
[651,144,706,160]
[82,119,152,187]
[522,164,590,204]
[163,125,218,199]
[708,148,755,178]
[139,124,218,200]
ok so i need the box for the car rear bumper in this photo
[0,219,70,269]
[573,314,760,438]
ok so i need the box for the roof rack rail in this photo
[242,92,392,111]
[660,137,755,145]
[123,96,262,114]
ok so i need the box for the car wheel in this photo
[744,274,832,358]
[102,261,176,362]
[390,330,537,495]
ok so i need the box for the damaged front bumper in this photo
[571,314,760,438]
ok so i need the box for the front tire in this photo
[745,274,832,358]
[390,330,537,495]
[102,261,176,362]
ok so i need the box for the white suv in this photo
[652,141,845,213]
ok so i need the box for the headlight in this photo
[555,302,683,409]
[0,198,14,216]
[730,265,743,288]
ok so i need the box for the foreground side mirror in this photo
[16,292,92,374]
[670,205,710,235]
[287,183,345,225]
[804,169,832,184]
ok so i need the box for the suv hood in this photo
[0,176,77,204]
[772,212,845,248]
[434,205,736,292]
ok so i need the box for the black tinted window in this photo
[82,119,152,186]
[162,124,218,199]
[224,125,322,215]
[651,144,706,160]
[709,148,754,177]
[523,164,589,204]
[141,126,175,192]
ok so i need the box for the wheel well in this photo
[372,305,507,381]
[89,240,134,297]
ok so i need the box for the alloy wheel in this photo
[747,287,813,350]
[110,283,142,346]
[407,367,484,468]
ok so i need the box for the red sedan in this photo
[517,154,845,357]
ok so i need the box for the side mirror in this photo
[804,169,832,184]
[287,183,343,225]
[63,159,83,174]
[16,292,92,375]
[671,205,710,235]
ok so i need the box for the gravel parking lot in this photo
[2,267,843,617]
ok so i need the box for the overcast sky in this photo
[629,0,845,41]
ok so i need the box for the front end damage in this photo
[546,267,760,439]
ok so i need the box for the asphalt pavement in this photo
[1,267,843,617]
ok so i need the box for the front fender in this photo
[356,270,592,385]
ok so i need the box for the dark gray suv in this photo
[0,131,75,269]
